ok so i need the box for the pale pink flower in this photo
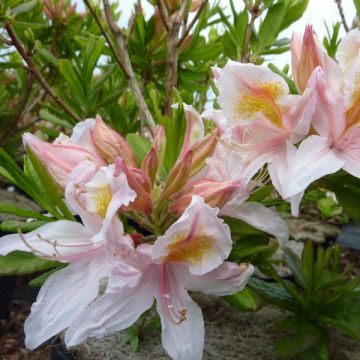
[23,119,104,188]
[284,29,360,199]
[205,60,315,215]
[64,196,254,360]
[0,162,136,349]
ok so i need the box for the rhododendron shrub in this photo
[1,0,360,359]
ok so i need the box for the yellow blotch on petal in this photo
[346,72,360,128]
[236,81,285,127]
[89,184,112,219]
[164,230,214,264]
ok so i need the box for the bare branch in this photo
[5,23,81,122]
[241,5,262,62]
[86,0,156,136]
[157,0,171,31]
[335,0,349,32]
[162,0,190,116]
[178,0,208,47]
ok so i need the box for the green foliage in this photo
[323,22,342,58]
[224,286,263,311]
[0,250,60,276]
[0,0,309,156]
[324,171,360,223]
[249,241,360,359]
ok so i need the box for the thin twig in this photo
[241,8,258,62]
[335,0,350,32]
[161,0,190,116]
[178,0,208,47]
[157,0,171,31]
[83,0,129,76]
[5,23,81,122]
[335,0,349,32]
[89,0,156,136]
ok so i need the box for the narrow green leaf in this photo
[224,286,263,311]
[29,266,65,287]
[39,109,72,128]
[0,202,53,222]
[257,3,287,52]
[11,0,38,15]
[0,251,59,276]
[0,220,47,233]
[126,133,151,164]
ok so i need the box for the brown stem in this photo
[335,0,349,32]
[177,0,208,47]
[161,0,190,116]
[100,0,156,136]
[157,0,171,31]
[5,23,81,123]
[241,10,257,62]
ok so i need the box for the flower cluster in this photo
[205,25,360,217]
[0,109,287,359]
[1,25,360,360]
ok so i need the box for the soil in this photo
[74,293,360,360]
[0,300,51,360]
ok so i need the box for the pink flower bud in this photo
[188,133,217,176]
[141,126,166,184]
[115,158,153,214]
[291,25,321,93]
[141,148,158,185]
[160,151,193,200]
[92,115,137,167]
[23,133,104,188]
[170,179,239,215]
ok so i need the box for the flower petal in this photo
[156,266,204,360]
[178,262,254,296]
[216,60,288,126]
[286,135,345,198]
[153,196,232,275]
[24,254,107,349]
[0,220,95,259]
[65,271,155,347]
[220,202,289,247]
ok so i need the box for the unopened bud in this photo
[160,150,192,200]
[92,115,137,167]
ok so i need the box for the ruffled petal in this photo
[24,254,107,349]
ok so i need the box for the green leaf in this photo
[25,146,75,220]
[0,202,53,222]
[256,3,287,52]
[126,133,151,164]
[284,248,306,288]
[130,335,139,352]
[279,0,309,32]
[354,0,360,16]
[248,185,273,202]
[248,278,297,311]
[320,296,360,341]
[29,267,64,287]
[39,109,73,128]
[325,172,360,222]
[268,63,299,94]
[11,0,38,15]
[0,251,59,277]
[224,286,263,311]
[58,59,87,107]
[0,220,47,233]
[275,322,321,359]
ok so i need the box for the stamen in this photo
[159,264,187,325]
